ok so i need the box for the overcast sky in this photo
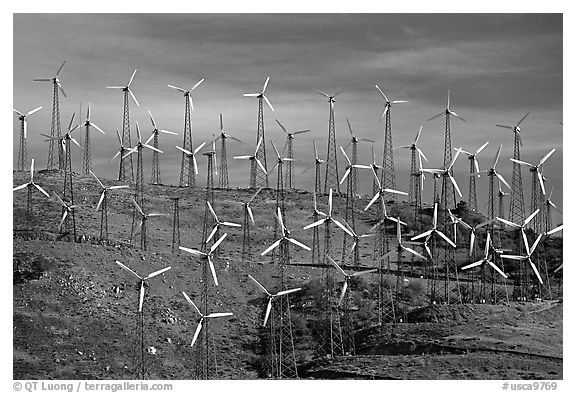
[12,13,563,219]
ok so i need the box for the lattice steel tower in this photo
[200,149,216,253]
[34,61,68,170]
[106,69,140,182]
[54,114,80,240]
[244,77,274,188]
[303,189,344,358]
[496,113,530,224]
[375,85,408,201]
[428,90,465,211]
[148,110,177,185]
[313,89,343,194]
[14,107,42,172]
[167,79,205,187]
[80,103,106,176]
[456,141,489,212]
[215,114,241,189]
[276,119,311,190]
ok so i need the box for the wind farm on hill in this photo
[13,60,562,380]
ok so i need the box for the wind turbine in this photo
[342,119,374,192]
[308,191,327,264]
[339,146,371,188]
[461,232,508,278]
[244,76,274,188]
[428,89,465,210]
[454,217,495,257]
[276,119,310,190]
[327,256,376,307]
[90,170,129,241]
[248,274,301,327]
[304,188,353,238]
[421,148,463,203]
[205,201,241,247]
[168,78,205,187]
[411,203,456,248]
[375,85,408,198]
[340,220,375,266]
[13,158,50,216]
[148,110,177,185]
[14,106,42,172]
[369,146,383,195]
[261,207,311,256]
[79,103,106,176]
[34,60,66,170]
[106,69,140,181]
[510,148,555,232]
[497,208,540,254]
[398,125,428,204]
[364,167,408,212]
[131,197,166,251]
[182,291,232,348]
[180,233,228,287]
[501,234,544,285]
[215,113,242,189]
[540,184,562,234]
[53,191,80,238]
[241,188,262,262]
[496,112,529,224]
[123,121,163,208]
[454,141,489,212]
[302,140,325,195]
[314,88,343,193]
[234,137,267,189]
[42,113,81,237]
[269,139,293,244]
[473,144,510,224]
[176,142,206,188]
[114,260,171,379]
[497,179,510,226]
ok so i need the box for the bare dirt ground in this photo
[13,170,562,379]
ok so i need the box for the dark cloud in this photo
[13,13,563,212]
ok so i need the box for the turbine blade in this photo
[208,258,219,286]
[263,95,274,112]
[261,239,282,256]
[364,192,380,211]
[248,274,270,295]
[139,281,145,312]
[191,78,205,91]
[539,148,556,166]
[115,260,142,280]
[437,230,457,248]
[129,89,140,107]
[34,183,50,198]
[411,230,433,241]
[303,218,326,230]
[338,281,348,307]
[96,191,105,211]
[191,319,203,347]
[145,266,172,280]
[168,84,187,93]
[179,246,205,256]
[524,209,540,226]
[263,299,272,327]
[182,291,202,316]
[529,260,543,284]
[487,260,508,279]
[461,260,484,270]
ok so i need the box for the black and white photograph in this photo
[10,7,566,385]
